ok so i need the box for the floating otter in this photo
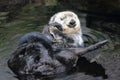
[43,11,84,48]
[8,32,108,79]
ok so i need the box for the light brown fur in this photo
[43,11,84,48]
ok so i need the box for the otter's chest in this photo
[52,33,83,48]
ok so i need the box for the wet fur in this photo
[8,32,108,79]
[43,11,84,48]
[8,32,78,77]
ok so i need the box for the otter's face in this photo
[49,11,81,34]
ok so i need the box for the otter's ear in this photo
[49,15,56,24]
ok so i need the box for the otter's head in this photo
[49,11,81,34]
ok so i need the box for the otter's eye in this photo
[60,18,64,20]
[60,16,66,20]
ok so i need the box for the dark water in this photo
[0,11,120,80]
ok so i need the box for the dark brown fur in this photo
[8,32,108,79]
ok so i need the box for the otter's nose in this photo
[69,19,76,25]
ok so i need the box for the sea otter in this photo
[8,32,108,79]
[43,11,84,48]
